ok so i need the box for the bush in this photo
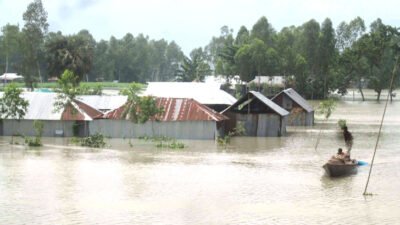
[80,133,106,148]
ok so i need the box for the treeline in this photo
[205,17,400,100]
[0,0,399,100]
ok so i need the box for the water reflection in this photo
[0,100,399,224]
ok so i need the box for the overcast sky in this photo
[1,0,400,55]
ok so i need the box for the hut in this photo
[143,82,237,112]
[90,97,228,140]
[271,88,314,126]
[0,92,102,137]
[222,91,289,137]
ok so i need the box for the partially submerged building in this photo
[222,91,289,137]
[271,88,314,126]
[0,92,102,137]
[143,82,237,112]
[91,97,228,140]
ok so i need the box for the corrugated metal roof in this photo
[101,97,228,122]
[76,95,128,112]
[222,91,289,116]
[0,92,101,121]
[143,82,237,105]
[273,88,314,112]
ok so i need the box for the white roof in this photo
[143,82,237,105]
[0,92,92,121]
[0,73,24,81]
[76,95,128,112]
[249,76,286,86]
[204,75,242,86]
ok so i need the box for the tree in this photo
[121,83,164,123]
[319,18,337,98]
[0,83,29,142]
[1,24,21,73]
[362,19,400,101]
[53,70,79,113]
[176,48,210,82]
[234,44,254,81]
[336,17,366,52]
[45,30,94,82]
[21,0,48,89]
[251,16,275,46]
[235,26,250,46]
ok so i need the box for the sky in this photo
[1,0,400,55]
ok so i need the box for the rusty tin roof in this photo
[100,97,228,122]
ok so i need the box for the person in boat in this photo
[342,126,354,153]
[335,148,345,160]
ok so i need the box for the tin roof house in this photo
[222,91,289,137]
[0,92,102,137]
[90,97,228,140]
[142,82,237,112]
[271,88,314,126]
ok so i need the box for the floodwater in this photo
[0,97,399,224]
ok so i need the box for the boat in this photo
[323,158,358,177]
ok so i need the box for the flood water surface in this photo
[0,99,399,224]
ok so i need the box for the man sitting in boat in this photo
[329,148,354,164]
[335,148,345,160]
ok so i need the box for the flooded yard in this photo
[0,98,399,224]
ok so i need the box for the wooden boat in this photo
[323,158,358,177]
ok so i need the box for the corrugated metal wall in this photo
[89,120,219,140]
[2,120,79,137]
[234,113,286,137]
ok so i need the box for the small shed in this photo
[222,91,289,137]
[91,97,229,140]
[271,88,314,126]
[0,92,102,137]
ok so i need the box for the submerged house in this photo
[271,88,314,126]
[143,82,237,112]
[0,92,102,137]
[91,97,228,140]
[222,91,289,137]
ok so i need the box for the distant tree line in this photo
[0,0,399,100]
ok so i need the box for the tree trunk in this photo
[377,90,381,101]
[5,53,9,73]
[358,86,365,101]
[36,60,42,83]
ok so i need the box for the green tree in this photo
[235,26,250,46]
[176,48,210,82]
[363,19,399,100]
[121,83,163,123]
[21,0,49,89]
[251,16,276,46]
[336,17,366,53]
[0,83,29,142]
[53,70,79,113]
[1,24,22,73]
[319,18,337,98]
[45,30,94,82]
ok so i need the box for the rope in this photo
[363,57,399,195]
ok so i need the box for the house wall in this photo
[89,120,219,140]
[226,113,286,137]
[2,120,84,137]
[276,95,314,126]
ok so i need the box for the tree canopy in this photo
[1,0,400,100]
